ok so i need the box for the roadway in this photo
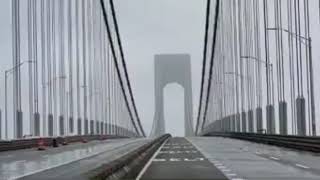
[137,137,228,180]
[0,138,151,180]
[188,137,320,180]
[2,136,320,180]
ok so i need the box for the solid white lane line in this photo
[270,156,280,161]
[295,163,310,169]
[136,139,168,180]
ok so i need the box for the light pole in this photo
[0,73,2,140]
[5,60,34,139]
[240,56,274,134]
[267,28,316,136]
[224,72,251,133]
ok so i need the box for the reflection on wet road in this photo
[189,137,320,180]
[0,138,146,180]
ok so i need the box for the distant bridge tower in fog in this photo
[150,54,194,137]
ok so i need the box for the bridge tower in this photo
[150,54,194,137]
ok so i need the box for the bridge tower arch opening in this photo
[164,83,185,137]
[150,54,194,137]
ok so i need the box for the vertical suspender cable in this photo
[287,0,297,134]
[100,0,140,136]
[82,0,88,133]
[47,0,53,130]
[52,0,58,136]
[41,0,47,136]
[263,0,271,105]
[294,0,301,97]
[196,0,211,135]
[28,0,34,135]
[108,0,145,137]
[59,0,66,133]
[67,0,74,133]
[75,0,81,122]
[202,0,221,128]
[87,0,93,129]
[33,0,39,116]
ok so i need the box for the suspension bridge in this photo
[0,0,320,179]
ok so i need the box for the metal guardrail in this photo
[87,134,171,180]
[0,135,125,152]
[204,132,320,153]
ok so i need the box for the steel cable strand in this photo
[108,0,145,137]
[100,0,140,136]
[202,0,221,130]
[196,0,211,135]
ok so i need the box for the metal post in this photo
[48,114,53,136]
[296,97,306,136]
[308,38,316,136]
[248,110,254,133]
[34,112,40,136]
[5,72,8,139]
[279,101,288,135]
[0,109,1,139]
[266,104,275,134]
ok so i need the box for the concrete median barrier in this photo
[87,134,171,180]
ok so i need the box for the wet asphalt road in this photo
[0,138,150,180]
[139,137,228,180]
[189,137,320,180]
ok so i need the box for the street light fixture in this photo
[5,60,34,139]
[239,56,277,134]
[267,28,316,136]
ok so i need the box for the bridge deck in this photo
[0,138,150,179]
[138,137,228,180]
[189,137,320,180]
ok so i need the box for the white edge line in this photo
[295,163,310,169]
[10,139,143,180]
[270,156,280,161]
[136,139,168,180]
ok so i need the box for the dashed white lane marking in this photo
[186,138,247,180]
[270,156,280,161]
[136,139,167,180]
[221,169,231,172]
[295,163,310,169]
[216,165,227,169]
[152,159,166,162]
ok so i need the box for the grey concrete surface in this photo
[20,138,151,180]
[188,137,320,180]
[0,138,150,180]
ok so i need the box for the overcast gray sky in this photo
[1,0,319,138]
[0,0,206,137]
[114,0,206,136]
